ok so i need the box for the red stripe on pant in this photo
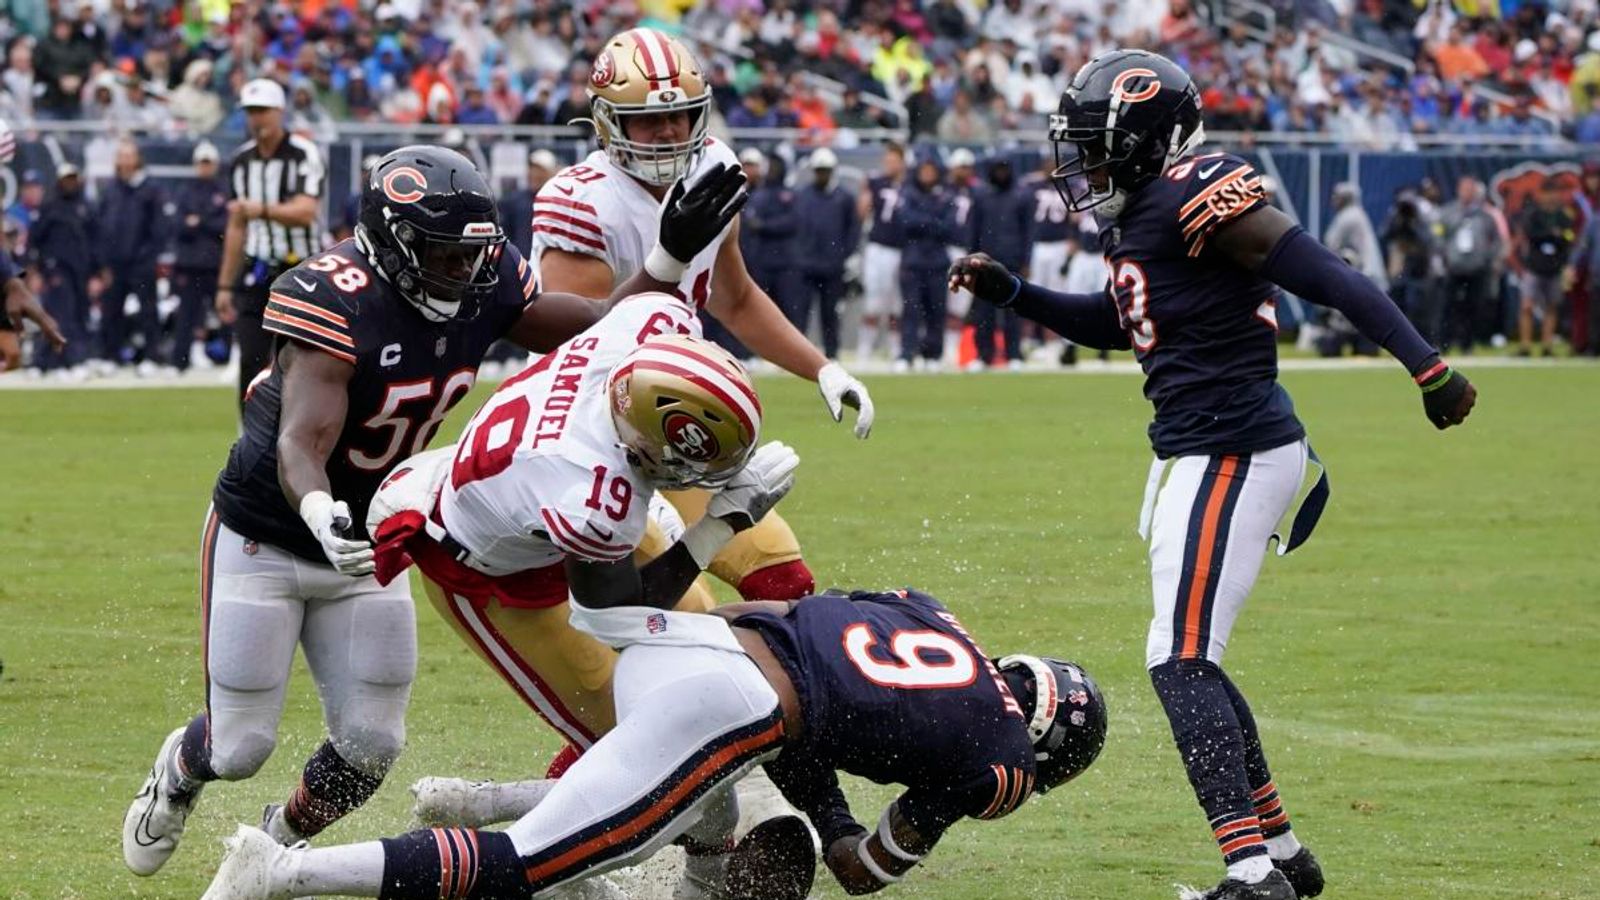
[442,591,598,749]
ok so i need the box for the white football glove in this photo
[708,441,801,532]
[817,362,875,439]
[300,491,375,576]
[365,445,457,538]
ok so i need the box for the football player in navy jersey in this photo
[122,145,750,879]
[200,588,1107,900]
[952,50,1476,900]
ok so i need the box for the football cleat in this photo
[1273,847,1324,898]
[410,776,556,828]
[201,825,293,900]
[261,804,307,846]
[725,815,816,900]
[1177,870,1297,900]
[122,726,204,876]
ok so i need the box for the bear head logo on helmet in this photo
[356,145,506,323]
[1050,49,1205,217]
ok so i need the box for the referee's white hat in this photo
[240,78,286,110]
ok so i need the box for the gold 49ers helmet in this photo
[607,328,761,489]
[586,28,711,185]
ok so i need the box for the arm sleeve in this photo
[1008,280,1131,350]
[763,749,866,848]
[1259,225,1438,374]
[897,762,1034,846]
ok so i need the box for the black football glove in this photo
[948,252,1021,307]
[1416,360,1476,430]
[658,163,750,265]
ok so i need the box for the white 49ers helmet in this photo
[586,28,711,186]
[607,329,761,489]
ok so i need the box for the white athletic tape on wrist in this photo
[644,244,688,283]
[682,516,734,570]
[877,808,924,864]
[299,490,334,526]
[857,839,902,886]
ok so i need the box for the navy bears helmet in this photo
[1050,49,1204,216]
[996,655,1108,792]
[356,145,506,323]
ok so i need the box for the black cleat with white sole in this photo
[1273,847,1323,897]
[1184,869,1297,900]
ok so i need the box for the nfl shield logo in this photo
[646,613,668,635]
[435,336,447,357]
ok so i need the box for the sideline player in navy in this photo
[201,588,1107,899]
[951,51,1476,900]
[122,145,751,877]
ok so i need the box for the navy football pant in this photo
[898,265,947,361]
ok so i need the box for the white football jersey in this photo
[530,137,740,309]
[438,292,702,574]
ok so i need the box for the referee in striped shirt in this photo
[216,78,326,409]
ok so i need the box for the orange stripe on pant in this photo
[1180,456,1239,659]
[523,718,785,884]
[199,509,221,715]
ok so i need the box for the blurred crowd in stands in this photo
[0,0,1598,147]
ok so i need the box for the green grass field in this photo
[2,365,1598,899]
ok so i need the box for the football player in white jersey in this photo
[529,28,871,610]
[349,295,802,896]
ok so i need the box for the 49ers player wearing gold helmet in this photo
[532,27,873,611]
[360,288,795,771]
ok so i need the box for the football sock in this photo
[887,321,901,359]
[283,740,384,838]
[1218,671,1298,846]
[379,827,526,899]
[1265,830,1303,861]
[280,840,386,895]
[172,712,217,793]
[1228,854,1275,884]
[1150,660,1269,870]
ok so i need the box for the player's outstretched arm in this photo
[709,226,876,438]
[1213,205,1476,429]
[823,802,939,895]
[276,342,374,575]
[949,252,1130,350]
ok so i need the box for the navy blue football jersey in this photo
[1024,173,1073,243]
[1102,152,1304,458]
[865,174,906,248]
[739,590,1036,844]
[212,237,539,563]
[0,248,15,330]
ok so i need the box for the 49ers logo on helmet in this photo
[382,166,427,203]
[1109,68,1161,104]
[591,50,616,88]
[662,411,719,462]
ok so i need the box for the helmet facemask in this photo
[1049,102,1205,217]
[591,94,710,186]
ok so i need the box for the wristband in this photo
[876,807,924,864]
[856,839,901,886]
[681,516,734,569]
[644,244,688,283]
